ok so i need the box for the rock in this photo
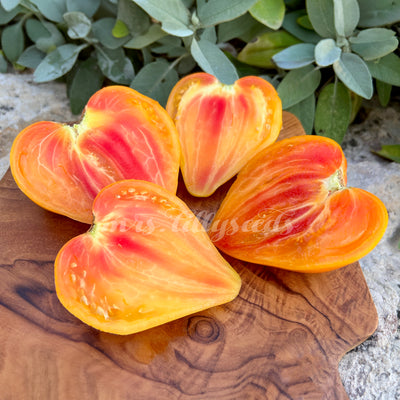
[0,73,76,180]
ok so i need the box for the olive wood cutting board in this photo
[0,112,378,400]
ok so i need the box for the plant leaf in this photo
[333,0,359,37]
[63,11,92,39]
[249,0,285,30]
[131,0,193,37]
[0,0,20,11]
[67,58,104,115]
[286,93,315,134]
[95,45,134,85]
[0,51,7,72]
[272,43,315,69]
[237,30,301,68]
[124,24,167,49]
[29,0,67,23]
[66,0,100,17]
[333,52,373,99]
[277,64,321,108]
[365,54,400,87]
[0,3,20,24]
[131,59,179,106]
[376,80,392,107]
[25,19,65,53]
[314,82,351,143]
[358,0,400,27]
[282,10,321,44]
[33,44,86,82]
[1,21,24,62]
[315,38,341,66]
[115,0,150,36]
[17,45,45,68]
[197,0,259,27]
[373,144,400,163]
[92,18,130,49]
[306,0,335,38]
[349,28,398,61]
[190,37,239,84]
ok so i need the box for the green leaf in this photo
[124,24,167,49]
[95,45,134,84]
[237,30,301,68]
[67,58,104,115]
[116,0,150,36]
[249,0,285,30]
[1,21,24,62]
[66,0,100,18]
[0,3,20,24]
[286,93,315,134]
[314,82,351,143]
[92,18,129,49]
[200,26,217,44]
[282,10,321,44]
[217,12,267,43]
[296,15,313,30]
[306,0,335,38]
[152,36,186,57]
[25,19,65,53]
[190,37,239,84]
[0,0,20,11]
[0,51,7,72]
[315,38,341,66]
[349,28,398,61]
[197,0,259,27]
[112,20,129,38]
[333,53,373,99]
[358,0,400,27]
[376,80,392,107]
[17,45,45,68]
[131,0,193,37]
[333,0,359,37]
[33,44,86,82]
[63,11,92,39]
[131,59,179,106]
[373,145,400,163]
[30,0,67,23]
[277,64,321,108]
[272,43,315,69]
[366,54,400,87]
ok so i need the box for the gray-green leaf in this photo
[358,0,400,27]
[373,145,400,163]
[314,82,351,143]
[366,54,400,87]
[124,24,167,49]
[17,45,45,68]
[282,10,321,44]
[0,3,20,24]
[29,0,67,23]
[197,0,259,27]
[277,64,321,109]
[116,0,150,36]
[306,0,335,38]
[333,53,373,99]
[131,0,193,37]
[349,28,398,61]
[286,93,315,134]
[66,0,100,17]
[0,51,7,72]
[95,45,134,85]
[130,59,179,106]
[190,37,239,84]
[0,0,20,11]
[64,11,91,39]
[315,38,341,66]
[272,43,315,69]
[333,0,359,37]
[249,0,285,30]
[376,80,392,107]
[1,21,24,62]
[92,18,129,49]
[34,44,86,82]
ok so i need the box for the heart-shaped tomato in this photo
[55,179,241,335]
[10,86,180,224]
[166,73,282,197]
[209,135,388,272]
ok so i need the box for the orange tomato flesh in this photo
[166,73,282,197]
[55,180,241,335]
[10,86,180,224]
[209,135,388,272]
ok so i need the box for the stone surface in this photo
[0,72,399,398]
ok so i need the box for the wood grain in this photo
[0,113,378,400]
